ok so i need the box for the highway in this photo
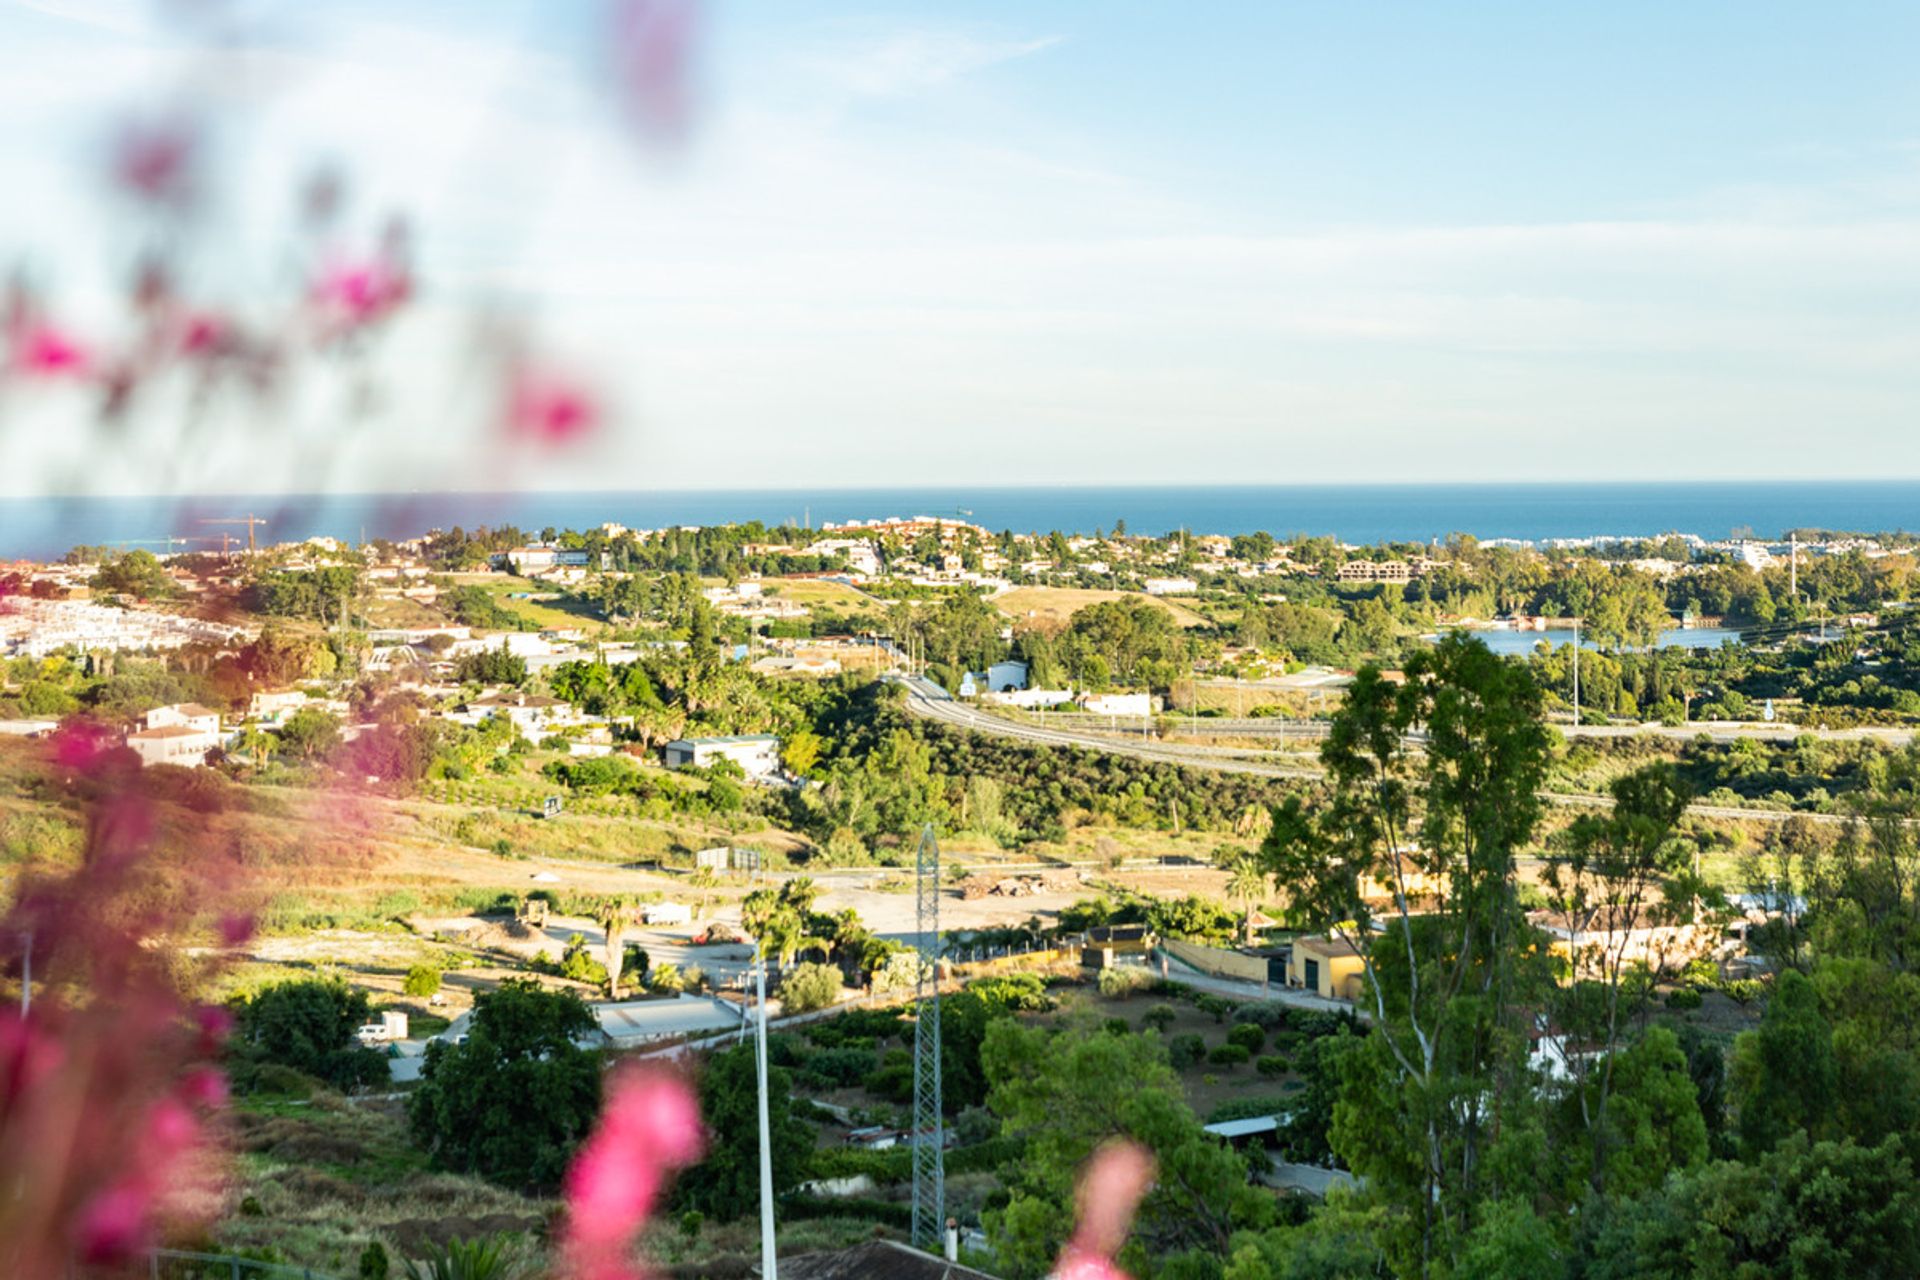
[895,674,1851,827]
[1166,715,1914,747]
[899,675,1321,781]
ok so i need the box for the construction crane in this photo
[199,514,268,553]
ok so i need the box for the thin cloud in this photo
[806,29,1062,99]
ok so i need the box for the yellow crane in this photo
[198,514,268,554]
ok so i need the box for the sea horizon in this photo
[4,479,1919,562]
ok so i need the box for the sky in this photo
[3,0,1920,495]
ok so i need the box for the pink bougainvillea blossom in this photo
[507,367,602,447]
[48,721,118,774]
[558,1065,703,1280]
[178,312,230,357]
[10,325,89,378]
[1054,1141,1156,1280]
[112,118,198,207]
[312,257,411,331]
[610,0,700,143]
[1,738,253,1279]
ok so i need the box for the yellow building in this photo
[1288,935,1367,1000]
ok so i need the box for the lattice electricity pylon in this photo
[910,823,945,1251]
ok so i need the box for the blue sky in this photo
[3,1,1920,493]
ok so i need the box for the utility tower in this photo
[910,823,945,1251]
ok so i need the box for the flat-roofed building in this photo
[662,734,781,779]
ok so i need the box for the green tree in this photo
[233,977,387,1089]
[276,707,342,761]
[455,644,529,687]
[982,1016,1271,1278]
[781,727,824,778]
[1728,968,1837,1157]
[674,1043,814,1218]
[1551,1025,1707,1201]
[1260,635,1554,1276]
[91,549,172,599]
[407,980,602,1189]
[1539,762,1694,1195]
[403,964,442,999]
[1582,1134,1920,1279]
[1221,851,1269,946]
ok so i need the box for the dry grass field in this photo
[992,585,1209,628]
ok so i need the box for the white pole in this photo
[1572,617,1580,725]
[755,944,778,1280]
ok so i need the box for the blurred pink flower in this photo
[610,0,700,143]
[559,1066,703,1279]
[49,722,117,774]
[507,368,601,447]
[73,1093,214,1264]
[0,1013,65,1111]
[194,1005,236,1052]
[312,258,410,330]
[179,313,230,357]
[113,118,198,207]
[1054,1141,1155,1280]
[178,1066,229,1112]
[11,326,89,378]
[74,1184,153,1263]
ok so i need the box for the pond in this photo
[1437,627,1746,655]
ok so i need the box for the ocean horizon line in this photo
[5,480,1920,561]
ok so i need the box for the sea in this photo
[2,481,1918,562]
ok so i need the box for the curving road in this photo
[896,675,1851,827]
[900,676,1321,781]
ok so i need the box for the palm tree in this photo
[602,905,629,996]
[1222,852,1269,946]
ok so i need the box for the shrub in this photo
[403,963,443,999]
[800,1047,877,1089]
[397,1237,516,1280]
[1228,1022,1266,1054]
[1196,994,1232,1023]
[1231,1000,1290,1030]
[952,1105,998,1146]
[1103,1017,1131,1036]
[966,972,1054,1013]
[358,1241,390,1279]
[1291,1009,1361,1039]
[1256,1054,1290,1078]
[1666,987,1704,1011]
[870,1047,915,1103]
[779,963,845,1015]
[1169,1033,1207,1070]
[1207,1044,1250,1068]
[1097,966,1153,999]
[558,935,609,986]
[647,963,685,993]
[1140,1003,1178,1034]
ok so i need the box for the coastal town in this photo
[6,502,1917,1273]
